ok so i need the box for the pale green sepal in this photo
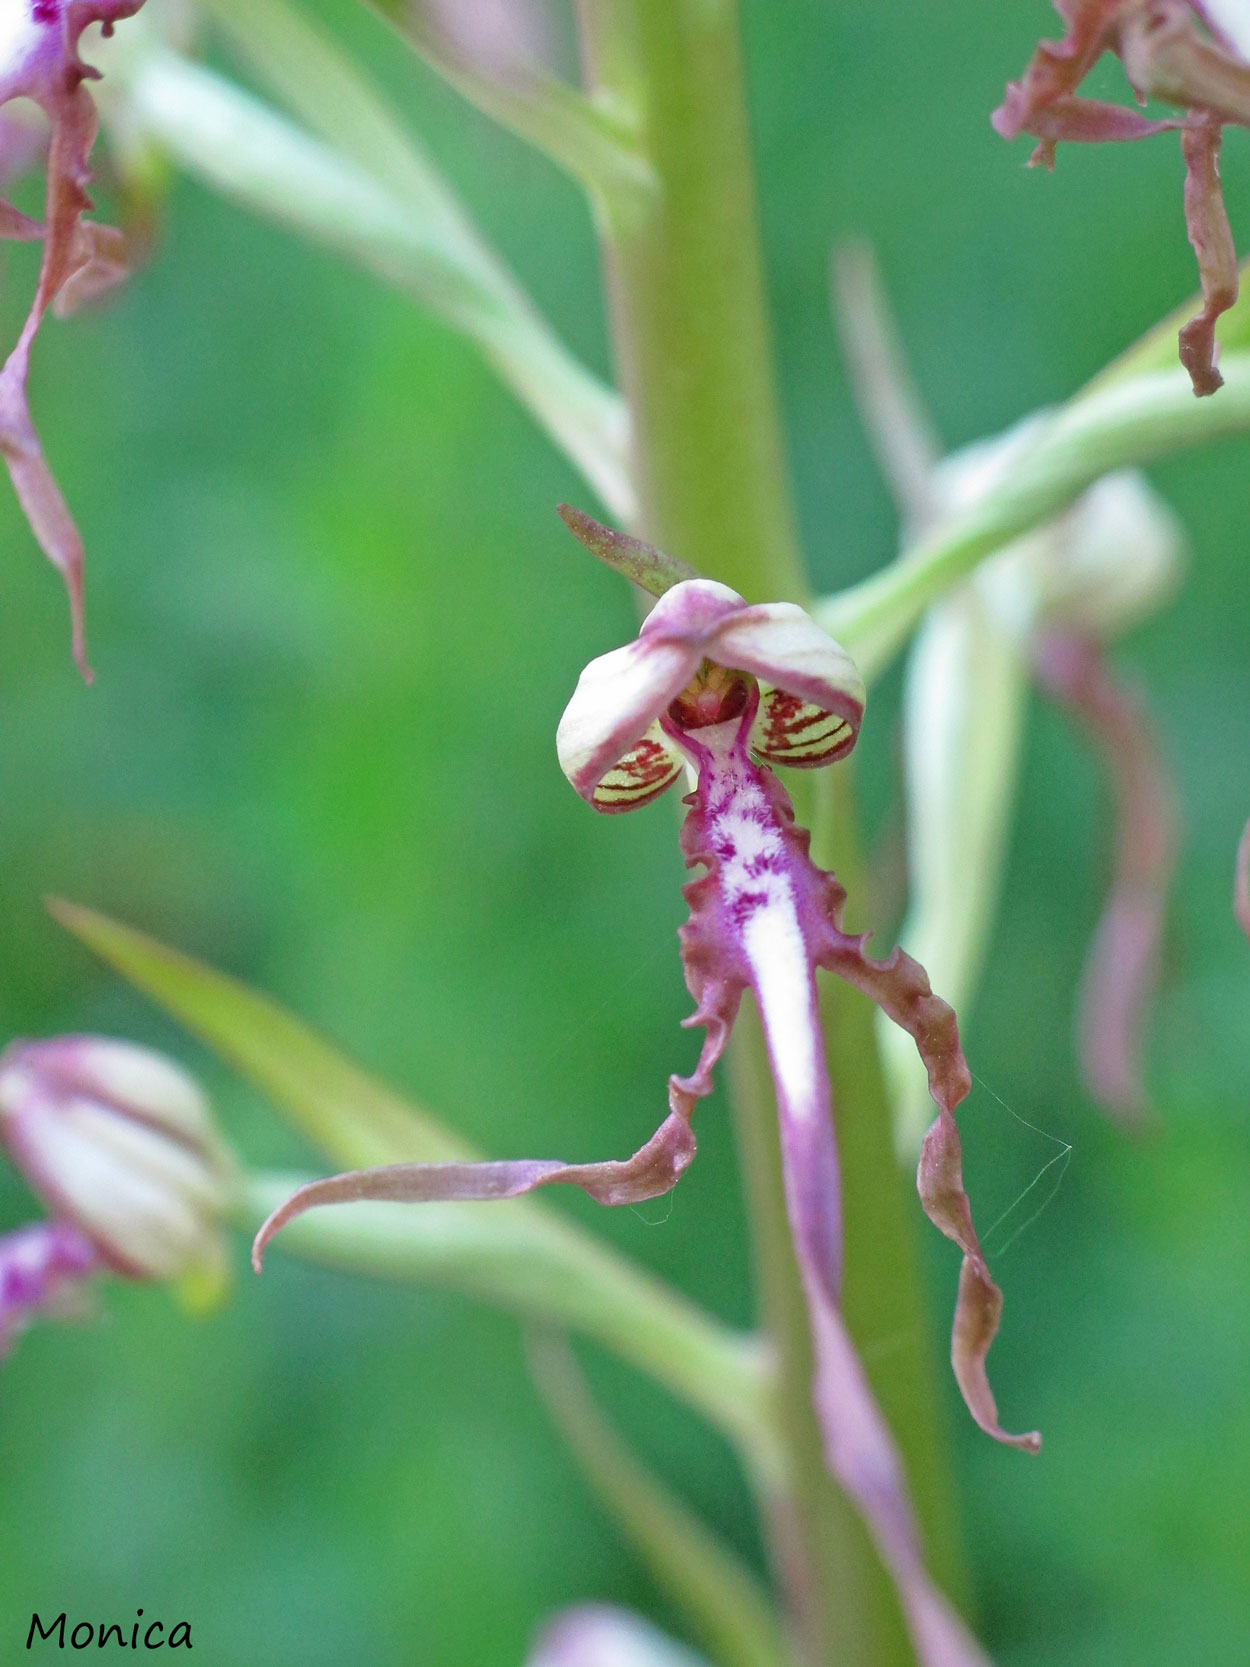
[48,898,464,1170]
[879,584,1030,1158]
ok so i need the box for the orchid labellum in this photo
[254,513,1038,1667]
[0,0,144,678]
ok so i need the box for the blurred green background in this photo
[1,1,1248,1662]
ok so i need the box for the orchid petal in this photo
[0,1218,98,1358]
[1034,632,1177,1122]
[252,1110,697,1270]
[0,82,98,678]
[712,603,865,730]
[1236,818,1250,940]
[1030,469,1186,640]
[0,1,146,677]
[0,1033,230,1282]
[556,582,744,806]
[557,632,696,804]
[1015,94,1182,152]
[707,602,863,768]
[1120,1,1250,121]
[992,1,1124,142]
[669,697,1036,1450]
[584,721,686,814]
[1178,114,1239,397]
[54,219,129,315]
[804,880,1040,1452]
[667,705,997,1667]
[557,574,864,807]
[0,196,42,239]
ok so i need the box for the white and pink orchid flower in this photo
[0,1034,230,1284]
[0,0,145,679]
[252,518,1038,1667]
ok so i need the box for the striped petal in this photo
[557,576,865,809]
[556,581,743,808]
[711,603,863,767]
[751,687,857,768]
[586,721,684,814]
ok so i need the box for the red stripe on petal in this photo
[751,688,855,768]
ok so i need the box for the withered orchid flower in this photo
[254,515,1037,1667]
[995,0,1250,395]
[0,1034,231,1357]
[0,0,145,678]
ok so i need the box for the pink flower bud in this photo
[0,1035,231,1282]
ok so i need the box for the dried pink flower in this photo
[0,0,145,679]
[995,0,1250,394]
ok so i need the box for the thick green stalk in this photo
[575,1,804,602]
[574,5,957,1662]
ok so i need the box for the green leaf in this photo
[48,897,464,1170]
[50,900,778,1466]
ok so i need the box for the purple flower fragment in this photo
[0,0,145,680]
[254,517,1037,1667]
[995,0,1250,395]
[0,1216,98,1357]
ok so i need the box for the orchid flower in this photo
[0,1035,231,1311]
[1236,818,1250,940]
[994,0,1250,396]
[0,0,146,679]
[253,512,1037,1667]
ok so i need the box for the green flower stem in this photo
[528,1330,791,1667]
[574,4,958,1661]
[574,0,804,602]
[817,356,1250,683]
[807,767,970,1609]
[367,0,659,211]
[239,1172,781,1475]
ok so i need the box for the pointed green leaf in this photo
[49,897,466,1169]
[50,900,777,1464]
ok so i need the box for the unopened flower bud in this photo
[0,1036,232,1283]
[1027,470,1185,641]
